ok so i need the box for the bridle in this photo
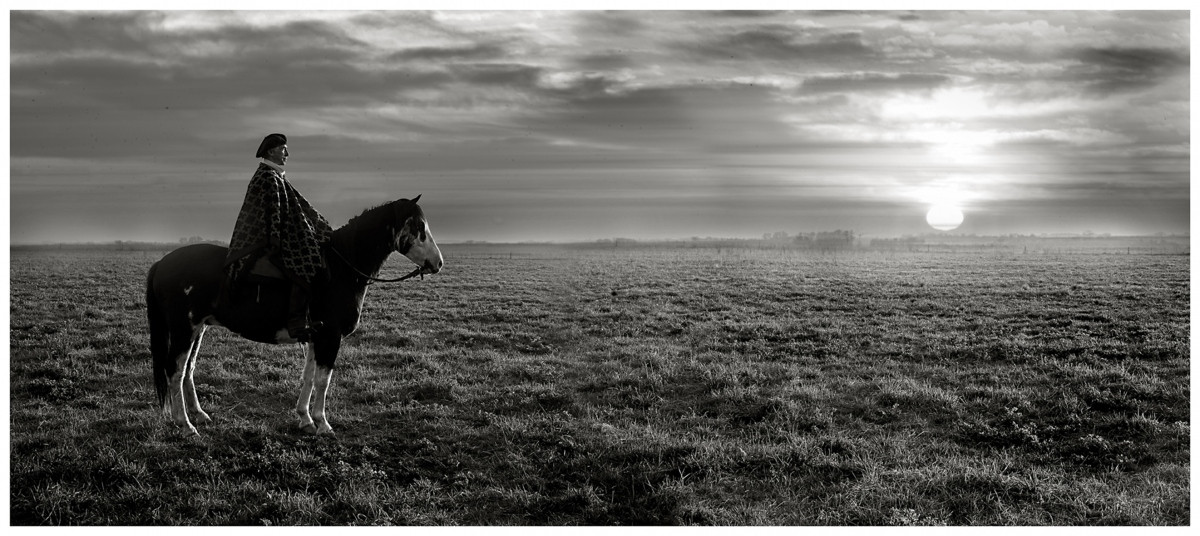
[328,245,426,285]
[327,196,431,285]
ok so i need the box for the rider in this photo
[225,133,332,342]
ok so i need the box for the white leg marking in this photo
[169,351,197,435]
[295,345,317,433]
[312,366,335,435]
[183,326,211,424]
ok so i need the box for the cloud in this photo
[1069,47,1190,95]
[998,128,1132,147]
[706,11,790,19]
[11,12,430,110]
[12,11,370,65]
[7,10,1192,242]
[386,42,508,62]
[572,52,638,71]
[444,62,543,90]
[572,11,647,39]
[798,72,953,95]
[683,24,875,62]
[12,11,160,60]
[512,81,808,160]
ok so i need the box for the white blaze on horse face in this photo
[400,218,444,274]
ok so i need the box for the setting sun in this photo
[926,204,964,231]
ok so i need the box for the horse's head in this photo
[392,195,444,276]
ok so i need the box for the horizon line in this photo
[9,231,1193,248]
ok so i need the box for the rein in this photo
[328,246,424,285]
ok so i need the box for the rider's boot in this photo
[287,284,317,343]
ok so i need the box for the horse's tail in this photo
[146,261,170,409]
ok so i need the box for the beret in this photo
[255,133,287,158]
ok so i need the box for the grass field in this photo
[8,244,1191,525]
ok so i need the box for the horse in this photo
[145,195,443,436]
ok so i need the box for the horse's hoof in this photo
[172,416,198,434]
[193,412,212,424]
[316,426,335,436]
[300,423,317,434]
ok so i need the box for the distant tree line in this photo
[793,230,856,251]
[553,232,1189,256]
[760,230,858,251]
[11,238,229,252]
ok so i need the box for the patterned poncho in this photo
[225,163,332,284]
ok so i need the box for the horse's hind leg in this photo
[183,325,211,424]
[164,321,200,435]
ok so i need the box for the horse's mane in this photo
[342,202,394,232]
[339,199,422,233]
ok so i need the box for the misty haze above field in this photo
[8,9,1191,244]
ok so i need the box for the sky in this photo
[6,7,1192,244]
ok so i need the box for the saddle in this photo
[219,253,288,309]
[248,255,285,280]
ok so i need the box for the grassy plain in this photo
[8,244,1191,525]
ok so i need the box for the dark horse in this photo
[146,196,443,435]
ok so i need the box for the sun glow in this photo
[901,180,978,232]
[880,88,1005,164]
[882,88,994,122]
[926,204,965,231]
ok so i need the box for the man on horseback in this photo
[225,133,332,342]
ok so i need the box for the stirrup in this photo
[287,321,325,343]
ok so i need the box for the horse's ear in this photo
[411,194,422,204]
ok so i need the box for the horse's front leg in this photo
[295,344,318,434]
[311,335,342,435]
[312,366,335,435]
